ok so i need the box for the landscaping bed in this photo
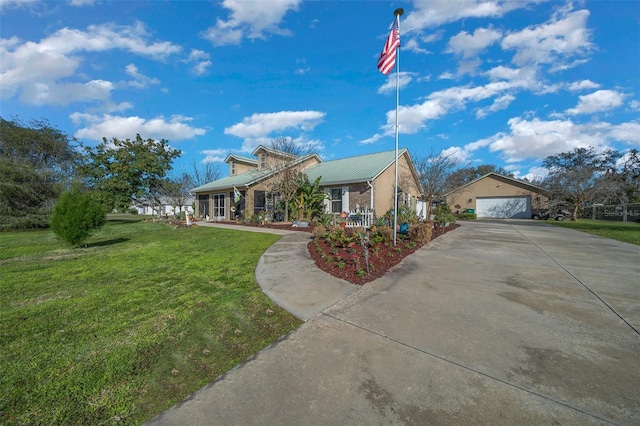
[208,220,459,284]
[308,224,459,284]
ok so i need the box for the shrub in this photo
[50,187,106,247]
[0,213,51,231]
[457,212,477,220]
[312,225,327,239]
[372,216,388,227]
[315,213,334,227]
[327,228,354,248]
[370,225,392,245]
[433,203,457,226]
[396,204,420,224]
[408,222,432,245]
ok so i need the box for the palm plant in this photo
[293,175,328,221]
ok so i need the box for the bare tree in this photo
[542,147,621,220]
[164,174,193,216]
[597,148,640,204]
[187,160,222,188]
[445,164,513,190]
[413,150,460,216]
[266,137,315,222]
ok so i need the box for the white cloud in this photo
[401,1,541,55]
[224,110,325,152]
[71,113,206,141]
[566,90,624,115]
[184,49,212,76]
[440,146,472,163]
[568,79,600,91]
[0,22,181,105]
[404,0,532,31]
[438,71,456,80]
[463,117,640,163]
[403,38,431,54]
[201,148,229,163]
[378,72,413,94]
[476,94,515,118]
[201,0,301,46]
[68,0,95,6]
[21,80,113,105]
[608,122,640,145]
[0,0,36,11]
[125,64,160,89]
[501,9,592,68]
[447,27,502,59]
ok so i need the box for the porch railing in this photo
[334,211,374,228]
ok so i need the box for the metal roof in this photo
[304,149,407,186]
[190,168,272,193]
[224,154,257,165]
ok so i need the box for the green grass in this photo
[546,219,640,245]
[0,215,302,425]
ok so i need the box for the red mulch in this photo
[216,221,460,285]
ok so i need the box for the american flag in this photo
[377,16,400,75]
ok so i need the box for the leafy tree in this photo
[542,147,621,220]
[0,117,79,229]
[413,150,459,217]
[79,135,181,212]
[50,186,106,247]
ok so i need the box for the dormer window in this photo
[231,161,236,175]
[259,154,266,169]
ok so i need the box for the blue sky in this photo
[1,0,638,180]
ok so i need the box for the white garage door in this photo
[476,196,531,218]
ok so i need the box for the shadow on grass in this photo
[87,238,129,248]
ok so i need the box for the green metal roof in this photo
[304,148,407,186]
[225,154,257,164]
[190,168,272,193]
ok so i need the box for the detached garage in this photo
[446,173,548,219]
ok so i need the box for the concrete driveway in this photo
[149,220,640,425]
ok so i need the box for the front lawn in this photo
[0,216,302,425]
[546,219,640,246]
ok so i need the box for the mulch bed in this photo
[213,221,459,285]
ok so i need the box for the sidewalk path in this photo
[195,222,358,320]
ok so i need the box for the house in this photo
[446,173,548,219]
[190,145,422,223]
[132,197,194,216]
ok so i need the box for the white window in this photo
[259,154,266,169]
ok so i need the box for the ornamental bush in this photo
[50,186,107,247]
[408,222,433,245]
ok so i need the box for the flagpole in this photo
[393,7,403,246]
